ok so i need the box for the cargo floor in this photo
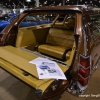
[0,63,100,100]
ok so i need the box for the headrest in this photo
[67,18,75,29]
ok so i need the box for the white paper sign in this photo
[29,57,67,80]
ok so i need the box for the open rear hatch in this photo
[0,46,70,99]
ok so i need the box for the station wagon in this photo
[0,5,100,100]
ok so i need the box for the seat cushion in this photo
[38,44,71,60]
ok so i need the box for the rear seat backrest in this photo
[16,29,37,47]
[46,28,74,48]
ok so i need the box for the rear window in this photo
[89,15,100,41]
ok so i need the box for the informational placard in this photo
[29,57,67,80]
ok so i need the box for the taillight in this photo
[80,56,90,68]
[79,66,90,78]
[78,55,90,86]
[78,76,88,86]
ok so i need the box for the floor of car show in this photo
[0,64,100,100]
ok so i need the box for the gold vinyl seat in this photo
[38,27,74,60]
[38,44,71,60]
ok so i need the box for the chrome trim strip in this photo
[79,64,90,70]
[83,28,87,56]
[78,73,90,79]
[78,82,88,91]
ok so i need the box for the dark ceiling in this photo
[0,0,36,8]
[0,0,64,8]
[0,0,100,8]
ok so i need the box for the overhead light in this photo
[26,0,31,2]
